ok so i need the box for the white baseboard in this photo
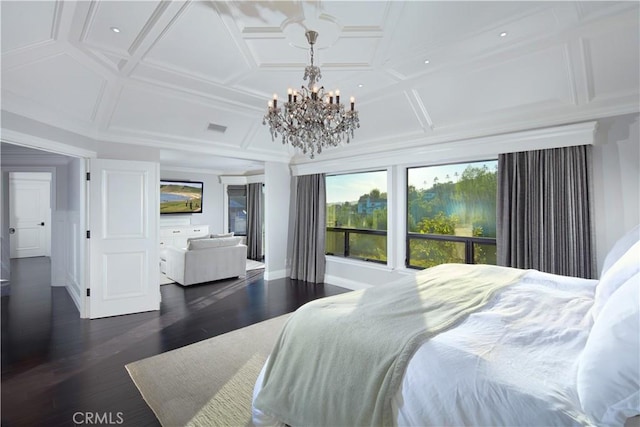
[66,280,82,315]
[324,275,373,291]
[264,269,287,280]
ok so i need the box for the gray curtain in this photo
[497,145,594,278]
[246,183,263,261]
[290,174,326,283]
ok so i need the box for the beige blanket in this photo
[254,263,526,426]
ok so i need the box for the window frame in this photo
[405,159,498,269]
[325,169,389,264]
[227,184,247,236]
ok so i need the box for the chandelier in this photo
[263,30,360,159]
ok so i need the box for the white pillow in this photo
[186,235,210,245]
[187,236,241,250]
[577,272,640,425]
[602,225,639,277]
[212,232,234,238]
[592,241,640,319]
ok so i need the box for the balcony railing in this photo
[325,228,496,267]
[406,233,497,269]
[326,227,387,264]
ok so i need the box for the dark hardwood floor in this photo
[1,257,348,426]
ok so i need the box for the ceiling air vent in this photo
[207,122,227,133]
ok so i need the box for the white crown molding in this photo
[102,126,287,163]
[0,128,97,159]
[219,176,248,185]
[1,153,71,167]
[291,98,637,166]
[218,174,265,184]
[291,121,598,176]
[246,174,265,183]
[160,166,224,176]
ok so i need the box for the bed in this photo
[252,226,639,427]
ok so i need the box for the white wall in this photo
[159,170,224,232]
[48,158,85,314]
[264,161,290,280]
[592,113,640,273]
[51,162,68,287]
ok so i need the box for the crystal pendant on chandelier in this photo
[262,30,360,159]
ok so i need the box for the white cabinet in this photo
[160,225,209,249]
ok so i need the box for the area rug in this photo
[126,314,290,427]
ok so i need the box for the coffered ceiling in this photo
[1,1,638,174]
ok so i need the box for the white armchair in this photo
[162,236,247,286]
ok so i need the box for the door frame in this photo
[1,130,96,318]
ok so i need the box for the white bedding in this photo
[252,269,598,426]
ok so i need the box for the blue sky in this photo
[326,160,497,204]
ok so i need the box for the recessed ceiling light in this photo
[358,84,364,88]
[499,32,507,37]
[110,27,121,33]
[424,59,430,64]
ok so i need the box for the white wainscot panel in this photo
[102,252,147,298]
[416,45,575,126]
[104,170,146,238]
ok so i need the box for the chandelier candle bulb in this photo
[335,90,340,104]
[273,94,278,109]
[350,97,355,111]
[287,88,292,102]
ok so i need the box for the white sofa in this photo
[162,236,247,286]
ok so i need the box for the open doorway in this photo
[1,142,87,317]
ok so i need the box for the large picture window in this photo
[227,185,247,236]
[326,171,387,263]
[407,160,497,269]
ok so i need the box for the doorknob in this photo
[9,227,15,234]
[39,222,45,226]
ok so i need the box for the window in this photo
[227,185,247,235]
[407,160,498,269]
[326,171,387,263]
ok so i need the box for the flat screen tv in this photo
[160,180,203,214]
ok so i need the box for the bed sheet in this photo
[252,269,598,426]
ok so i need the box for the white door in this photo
[9,172,51,258]
[88,159,159,319]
